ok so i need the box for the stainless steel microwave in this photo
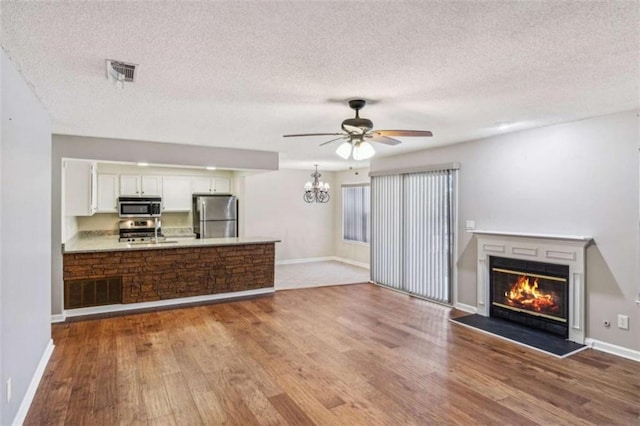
[118,196,162,218]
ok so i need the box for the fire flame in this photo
[505,276,559,313]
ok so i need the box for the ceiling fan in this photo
[283,99,433,161]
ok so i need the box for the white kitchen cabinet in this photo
[214,177,231,193]
[141,175,162,196]
[64,159,97,216]
[119,175,162,196]
[191,176,231,194]
[96,174,119,213]
[162,176,192,211]
[120,175,140,196]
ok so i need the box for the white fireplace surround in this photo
[471,230,593,344]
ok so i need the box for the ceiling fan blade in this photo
[283,133,345,138]
[373,130,433,137]
[367,134,402,146]
[319,136,348,146]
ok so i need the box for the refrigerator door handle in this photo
[202,200,206,238]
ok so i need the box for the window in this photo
[342,184,370,243]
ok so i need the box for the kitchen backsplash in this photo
[76,212,192,231]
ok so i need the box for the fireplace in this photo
[490,256,569,337]
[471,230,592,344]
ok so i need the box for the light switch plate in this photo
[617,314,629,330]
[465,220,475,230]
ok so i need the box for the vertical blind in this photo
[343,185,371,243]
[371,169,455,303]
[371,175,403,290]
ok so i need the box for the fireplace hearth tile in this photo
[450,314,586,358]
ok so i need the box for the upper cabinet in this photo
[162,176,192,212]
[142,176,162,196]
[96,174,119,213]
[64,159,97,216]
[192,176,231,194]
[82,166,235,217]
[119,175,162,196]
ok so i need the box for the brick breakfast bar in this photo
[63,237,280,306]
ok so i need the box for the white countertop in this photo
[63,235,281,254]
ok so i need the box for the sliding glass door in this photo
[371,168,456,304]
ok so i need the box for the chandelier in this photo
[303,164,330,203]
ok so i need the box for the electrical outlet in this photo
[465,220,475,230]
[617,314,629,330]
[6,378,11,403]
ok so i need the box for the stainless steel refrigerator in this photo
[192,194,238,238]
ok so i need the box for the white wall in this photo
[371,110,640,352]
[243,169,335,261]
[333,167,371,266]
[1,50,52,424]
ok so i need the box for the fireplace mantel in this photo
[471,230,593,344]
[470,230,593,245]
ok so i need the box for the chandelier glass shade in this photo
[304,164,330,203]
[335,139,376,161]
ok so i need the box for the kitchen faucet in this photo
[154,217,159,242]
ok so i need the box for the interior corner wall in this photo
[370,110,640,353]
[333,167,371,266]
[1,50,52,425]
[243,169,335,261]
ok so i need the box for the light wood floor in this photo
[26,284,639,425]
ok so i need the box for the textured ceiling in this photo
[2,1,639,170]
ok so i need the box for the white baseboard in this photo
[277,256,370,270]
[12,339,54,426]
[276,257,334,265]
[50,314,66,323]
[333,257,370,270]
[585,338,640,362]
[454,302,478,314]
[62,287,274,319]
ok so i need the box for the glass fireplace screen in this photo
[491,267,568,323]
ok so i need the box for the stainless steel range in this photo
[119,218,163,242]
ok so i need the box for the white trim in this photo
[277,256,370,270]
[340,182,370,188]
[50,314,66,323]
[449,319,588,359]
[369,162,461,177]
[470,230,593,244]
[454,302,478,314]
[276,257,334,265]
[333,257,370,270]
[63,287,274,319]
[341,239,369,247]
[585,338,640,362]
[12,339,55,426]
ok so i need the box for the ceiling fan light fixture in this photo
[336,141,353,159]
[352,141,375,160]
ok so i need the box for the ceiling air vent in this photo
[106,59,137,83]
